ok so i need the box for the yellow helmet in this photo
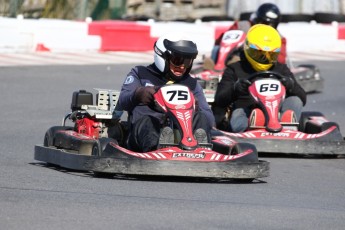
[244,24,281,71]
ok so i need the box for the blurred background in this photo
[1,0,345,22]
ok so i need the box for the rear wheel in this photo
[314,13,345,23]
[44,126,73,147]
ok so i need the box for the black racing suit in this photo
[213,51,306,130]
[118,63,215,152]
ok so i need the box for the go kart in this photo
[34,86,269,180]
[213,71,345,156]
[191,29,324,104]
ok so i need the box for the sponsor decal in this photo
[261,132,290,137]
[172,152,206,159]
[175,104,186,109]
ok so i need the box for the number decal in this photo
[166,90,188,101]
[254,79,282,96]
[259,83,279,93]
[222,30,244,44]
[161,85,191,105]
[166,90,176,101]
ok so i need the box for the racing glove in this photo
[234,79,251,95]
[281,77,295,93]
[133,86,157,105]
[194,97,199,111]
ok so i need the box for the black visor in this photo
[169,52,194,67]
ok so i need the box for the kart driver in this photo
[213,24,306,132]
[211,2,287,65]
[118,34,215,152]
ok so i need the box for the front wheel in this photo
[298,111,324,133]
[230,142,258,162]
[91,138,118,178]
[230,142,258,183]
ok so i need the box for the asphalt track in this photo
[1,61,345,230]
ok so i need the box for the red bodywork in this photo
[248,78,286,132]
[154,85,198,149]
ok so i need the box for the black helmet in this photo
[154,35,198,81]
[251,3,281,29]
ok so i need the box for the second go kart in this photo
[192,29,324,104]
[213,71,345,156]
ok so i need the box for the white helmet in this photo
[153,33,198,81]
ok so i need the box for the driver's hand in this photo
[134,86,157,105]
[234,79,251,95]
[194,98,199,111]
[281,77,295,92]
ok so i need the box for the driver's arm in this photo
[214,66,236,107]
[281,66,307,105]
[118,68,142,112]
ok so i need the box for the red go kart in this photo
[34,85,269,180]
[192,29,324,104]
[213,71,345,156]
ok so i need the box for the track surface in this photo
[1,60,345,230]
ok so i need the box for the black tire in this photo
[314,13,345,23]
[201,15,234,22]
[297,64,316,69]
[173,18,196,23]
[91,137,118,157]
[298,111,324,132]
[239,12,253,21]
[92,138,118,178]
[281,14,314,22]
[43,126,73,147]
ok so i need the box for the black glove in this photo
[234,79,251,95]
[281,77,295,92]
[194,98,199,111]
[133,86,157,105]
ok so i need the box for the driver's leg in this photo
[128,115,161,152]
[193,111,211,143]
[230,107,250,132]
[280,96,303,121]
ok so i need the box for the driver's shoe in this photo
[280,110,297,123]
[158,127,174,147]
[194,128,208,144]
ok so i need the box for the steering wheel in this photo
[246,71,287,83]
